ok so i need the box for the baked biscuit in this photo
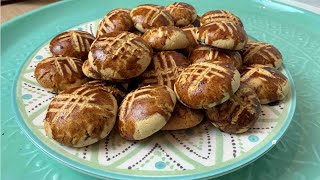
[81,80,127,103]
[35,56,88,93]
[96,8,133,37]
[165,2,197,27]
[181,25,199,48]
[50,30,95,60]
[84,31,152,80]
[241,65,289,104]
[207,84,261,133]
[189,45,242,70]
[161,102,204,130]
[174,62,240,109]
[118,85,176,140]
[200,10,243,26]
[142,26,190,50]
[240,42,283,69]
[44,85,118,147]
[197,21,248,50]
[139,51,190,88]
[130,4,174,32]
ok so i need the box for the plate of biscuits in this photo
[14,1,296,179]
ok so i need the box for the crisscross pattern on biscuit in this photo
[141,53,186,88]
[55,31,94,53]
[120,86,175,119]
[242,42,281,67]
[97,9,132,36]
[198,21,246,49]
[47,86,116,123]
[131,5,173,28]
[200,10,242,26]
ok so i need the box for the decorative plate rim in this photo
[10,1,297,180]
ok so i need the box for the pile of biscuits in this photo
[34,2,289,147]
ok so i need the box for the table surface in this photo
[1,0,58,23]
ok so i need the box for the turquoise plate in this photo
[2,0,320,180]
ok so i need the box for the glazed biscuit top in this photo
[119,85,176,132]
[88,31,153,79]
[35,56,87,91]
[44,85,118,144]
[140,51,190,89]
[97,8,133,37]
[197,21,248,50]
[165,2,197,27]
[130,4,174,32]
[200,10,243,26]
[50,30,95,58]
[181,25,199,47]
[241,42,283,68]
[174,62,240,108]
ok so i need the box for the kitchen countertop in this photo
[1,0,58,23]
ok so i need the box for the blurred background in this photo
[1,0,58,23]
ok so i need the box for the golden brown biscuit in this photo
[197,21,248,50]
[96,8,133,37]
[35,56,88,93]
[240,42,283,69]
[85,31,153,80]
[130,4,174,32]
[241,65,289,104]
[142,26,190,50]
[165,2,197,27]
[200,10,243,27]
[174,62,240,109]
[118,85,176,140]
[139,51,190,89]
[81,80,127,103]
[206,84,261,133]
[44,85,118,147]
[50,30,95,60]
[161,102,204,130]
[181,25,199,48]
[189,45,242,70]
